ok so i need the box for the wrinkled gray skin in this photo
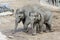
[15,4,53,35]
[15,6,34,33]
[32,4,53,33]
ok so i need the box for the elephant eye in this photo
[19,16,21,17]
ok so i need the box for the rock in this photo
[8,36,14,39]
[0,11,13,16]
[0,32,8,40]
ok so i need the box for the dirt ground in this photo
[0,0,60,40]
[0,10,60,40]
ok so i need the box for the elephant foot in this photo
[43,30,49,33]
[24,28,28,33]
[12,32,15,34]
[12,29,18,34]
[12,31,16,34]
[36,31,39,33]
[49,29,55,32]
[24,30,28,33]
[39,31,43,34]
[43,30,47,32]
[32,33,36,36]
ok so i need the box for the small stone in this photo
[8,36,14,39]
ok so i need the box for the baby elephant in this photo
[14,6,34,33]
[29,12,41,35]
[31,4,54,33]
[37,8,54,33]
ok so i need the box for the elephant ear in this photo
[37,13,41,20]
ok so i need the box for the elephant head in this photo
[29,12,41,22]
[15,8,25,23]
[14,8,25,33]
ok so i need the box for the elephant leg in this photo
[24,19,29,32]
[38,21,44,33]
[36,23,39,33]
[24,24,28,32]
[45,23,54,32]
[15,20,18,32]
[14,17,21,33]
[32,23,37,35]
[46,15,54,32]
[38,14,44,33]
[42,24,47,32]
[39,24,44,34]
